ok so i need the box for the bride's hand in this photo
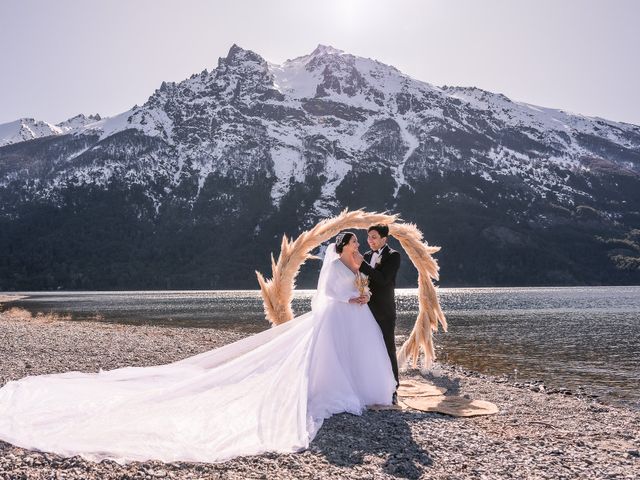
[348,296,368,305]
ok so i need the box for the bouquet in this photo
[354,273,371,300]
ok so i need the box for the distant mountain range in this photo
[0,114,101,147]
[1,44,639,290]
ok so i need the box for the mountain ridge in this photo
[1,44,639,290]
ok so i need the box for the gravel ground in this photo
[0,309,638,479]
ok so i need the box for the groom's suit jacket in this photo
[359,245,401,386]
[359,245,401,324]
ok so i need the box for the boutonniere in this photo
[375,255,383,267]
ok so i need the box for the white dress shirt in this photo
[369,245,387,268]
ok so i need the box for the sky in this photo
[1,0,638,125]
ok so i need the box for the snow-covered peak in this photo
[271,45,433,111]
[57,113,102,131]
[0,118,63,147]
[310,44,345,57]
[284,44,346,67]
[80,110,134,138]
[0,114,108,148]
[219,44,267,69]
[442,85,639,144]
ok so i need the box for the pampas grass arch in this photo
[255,209,447,368]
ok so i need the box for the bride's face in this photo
[342,235,359,254]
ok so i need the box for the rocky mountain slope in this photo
[1,44,638,290]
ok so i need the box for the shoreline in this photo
[0,311,638,479]
[0,294,27,303]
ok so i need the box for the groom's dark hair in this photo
[368,225,389,238]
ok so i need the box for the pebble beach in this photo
[0,304,638,480]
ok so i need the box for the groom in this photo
[355,225,401,404]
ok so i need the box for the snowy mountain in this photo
[56,113,102,132]
[0,114,102,147]
[0,118,63,146]
[1,44,639,290]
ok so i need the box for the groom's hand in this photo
[353,251,364,265]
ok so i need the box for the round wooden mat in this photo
[398,379,447,397]
[401,395,499,417]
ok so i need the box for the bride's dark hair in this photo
[335,231,355,254]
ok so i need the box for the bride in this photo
[0,232,396,464]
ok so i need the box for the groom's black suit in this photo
[359,245,400,388]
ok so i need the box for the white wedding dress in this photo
[0,244,396,464]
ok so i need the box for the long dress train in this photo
[0,245,396,463]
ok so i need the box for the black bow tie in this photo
[372,249,380,254]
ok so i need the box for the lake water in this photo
[3,286,639,409]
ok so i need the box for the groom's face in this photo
[367,230,387,252]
